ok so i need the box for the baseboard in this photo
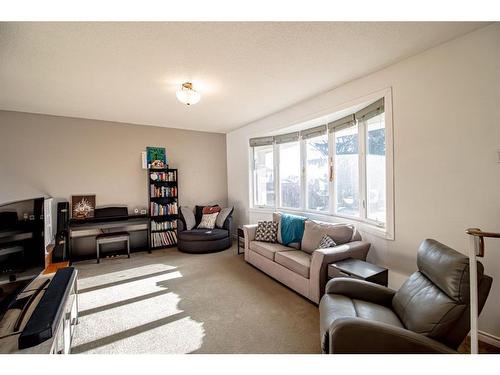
[478,330,500,348]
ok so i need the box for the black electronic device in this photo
[52,201,69,262]
[0,197,48,319]
[18,267,76,349]
[94,206,128,219]
[56,201,69,234]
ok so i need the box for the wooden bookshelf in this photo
[147,168,178,250]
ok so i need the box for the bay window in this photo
[303,127,329,212]
[251,137,275,208]
[332,117,360,217]
[249,94,392,237]
[277,133,301,209]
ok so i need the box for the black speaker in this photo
[56,201,69,234]
[53,201,69,262]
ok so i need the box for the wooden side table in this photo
[237,227,244,255]
[328,258,388,286]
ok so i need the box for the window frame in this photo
[251,144,276,209]
[277,140,302,210]
[304,133,329,212]
[249,88,394,240]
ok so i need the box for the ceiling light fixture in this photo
[176,82,201,106]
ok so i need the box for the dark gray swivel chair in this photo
[319,239,493,353]
[177,207,233,254]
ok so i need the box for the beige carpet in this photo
[71,245,320,354]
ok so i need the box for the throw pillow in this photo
[180,206,196,230]
[216,206,234,228]
[202,206,222,214]
[198,212,219,229]
[254,221,278,243]
[318,234,337,249]
[195,205,220,225]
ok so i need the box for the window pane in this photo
[334,125,359,217]
[366,113,386,223]
[279,141,301,208]
[253,145,274,206]
[306,135,329,211]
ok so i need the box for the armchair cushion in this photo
[417,239,482,303]
[325,278,395,306]
[329,317,457,354]
[392,271,467,340]
[216,206,234,228]
[179,206,196,230]
[178,228,228,242]
[319,294,403,353]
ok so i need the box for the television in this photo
[0,197,55,315]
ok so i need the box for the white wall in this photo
[226,24,500,338]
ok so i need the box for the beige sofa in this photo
[243,217,370,304]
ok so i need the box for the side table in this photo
[237,227,244,255]
[328,258,388,286]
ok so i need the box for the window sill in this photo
[249,207,394,241]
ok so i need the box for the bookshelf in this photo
[147,168,178,250]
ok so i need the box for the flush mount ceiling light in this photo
[176,82,201,106]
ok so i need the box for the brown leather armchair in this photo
[319,239,493,354]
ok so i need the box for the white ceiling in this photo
[0,22,487,133]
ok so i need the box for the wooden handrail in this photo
[466,228,500,238]
[465,228,500,257]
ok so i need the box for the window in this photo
[249,93,392,237]
[279,141,301,208]
[365,112,386,223]
[306,134,329,211]
[334,124,359,217]
[252,145,274,207]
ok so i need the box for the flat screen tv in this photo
[0,197,54,315]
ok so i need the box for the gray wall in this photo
[0,111,228,211]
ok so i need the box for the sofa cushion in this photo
[319,294,404,353]
[178,228,228,242]
[301,220,356,253]
[275,250,311,278]
[249,241,290,261]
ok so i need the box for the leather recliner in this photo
[319,239,493,353]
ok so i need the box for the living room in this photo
[1,1,499,374]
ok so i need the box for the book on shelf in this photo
[150,170,177,182]
[150,185,178,198]
[151,220,177,231]
[149,202,178,216]
[151,231,177,247]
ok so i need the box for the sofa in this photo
[243,215,371,304]
[177,206,233,254]
[319,239,493,353]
